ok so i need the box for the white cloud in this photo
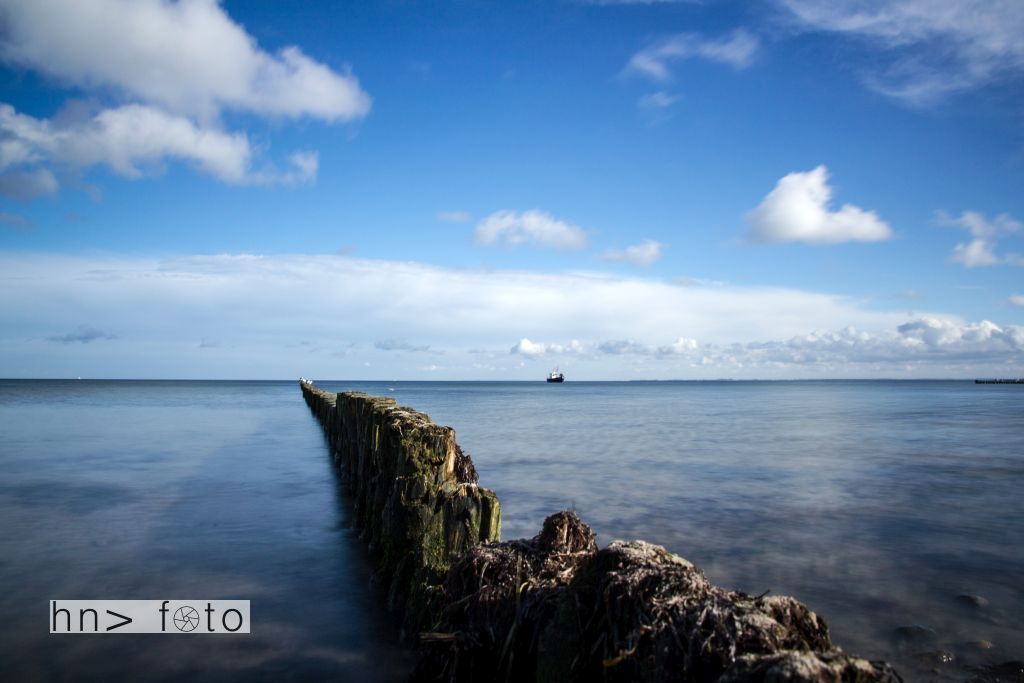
[510,338,547,357]
[603,239,664,266]
[778,0,1024,103]
[745,165,893,244]
[591,320,1024,368]
[283,152,319,185]
[474,210,588,249]
[625,29,760,82]
[659,337,699,355]
[1,251,1019,379]
[0,0,368,194]
[1010,295,1024,307]
[938,211,1022,268]
[0,103,319,187]
[437,210,472,223]
[0,167,58,200]
[950,239,1000,268]
[0,0,370,122]
[507,338,585,359]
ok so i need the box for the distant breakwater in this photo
[300,382,900,682]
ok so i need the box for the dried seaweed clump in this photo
[719,650,903,682]
[453,444,479,485]
[537,540,834,682]
[413,510,596,681]
[414,509,900,683]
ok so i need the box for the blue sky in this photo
[1,0,1023,379]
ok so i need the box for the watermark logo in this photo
[50,600,250,634]
[172,605,201,632]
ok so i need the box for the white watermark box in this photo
[50,600,250,634]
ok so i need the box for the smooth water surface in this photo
[2,379,1022,681]
[0,380,410,682]
[323,379,1024,681]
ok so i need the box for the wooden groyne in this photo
[300,382,899,682]
[300,382,501,636]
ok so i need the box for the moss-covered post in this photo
[300,382,501,637]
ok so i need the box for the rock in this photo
[411,510,896,683]
[719,649,903,683]
[912,649,955,666]
[537,539,833,683]
[956,594,991,609]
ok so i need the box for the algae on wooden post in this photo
[299,383,501,637]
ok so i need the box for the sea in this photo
[0,379,1021,681]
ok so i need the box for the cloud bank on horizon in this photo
[1,252,1021,379]
[0,0,1022,378]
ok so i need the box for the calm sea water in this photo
[1,380,1022,681]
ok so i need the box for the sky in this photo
[1,0,1023,380]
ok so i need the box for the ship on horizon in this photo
[546,368,565,383]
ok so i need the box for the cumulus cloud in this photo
[47,324,117,344]
[895,318,1023,355]
[658,337,699,355]
[778,0,1024,103]
[625,29,760,81]
[0,103,320,187]
[1011,295,1024,307]
[511,338,586,358]
[474,210,588,249]
[591,320,1023,369]
[510,338,547,357]
[938,210,1022,268]
[603,239,663,266]
[745,165,893,245]
[597,337,699,356]
[2,251,1019,378]
[0,0,370,122]
[0,0,368,194]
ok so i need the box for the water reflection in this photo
[0,380,410,682]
